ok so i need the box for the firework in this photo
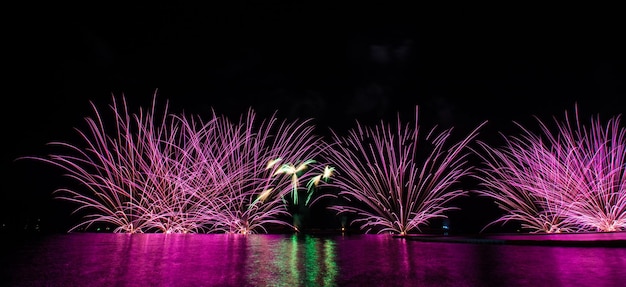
[20,92,332,234]
[472,105,626,233]
[18,93,183,232]
[196,108,329,234]
[322,106,485,235]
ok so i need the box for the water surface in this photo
[2,233,624,286]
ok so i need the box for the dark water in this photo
[1,233,624,287]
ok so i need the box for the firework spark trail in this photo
[173,110,257,233]
[125,96,209,233]
[473,104,626,233]
[323,106,485,235]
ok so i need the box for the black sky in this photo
[4,3,625,233]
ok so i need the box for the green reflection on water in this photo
[322,237,338,287]
[304,235,319,285]
[246,234,339,286]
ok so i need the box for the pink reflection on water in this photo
[3,233,625,286]
[486,231,626,242]
[551,246,625,286]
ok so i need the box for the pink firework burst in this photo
[322,106,485,235]
[473,104,626,233]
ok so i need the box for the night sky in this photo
[4,3,625,234]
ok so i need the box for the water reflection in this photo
[244,234,338,286]
[3,233,625,286]
[549,246,626,286]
